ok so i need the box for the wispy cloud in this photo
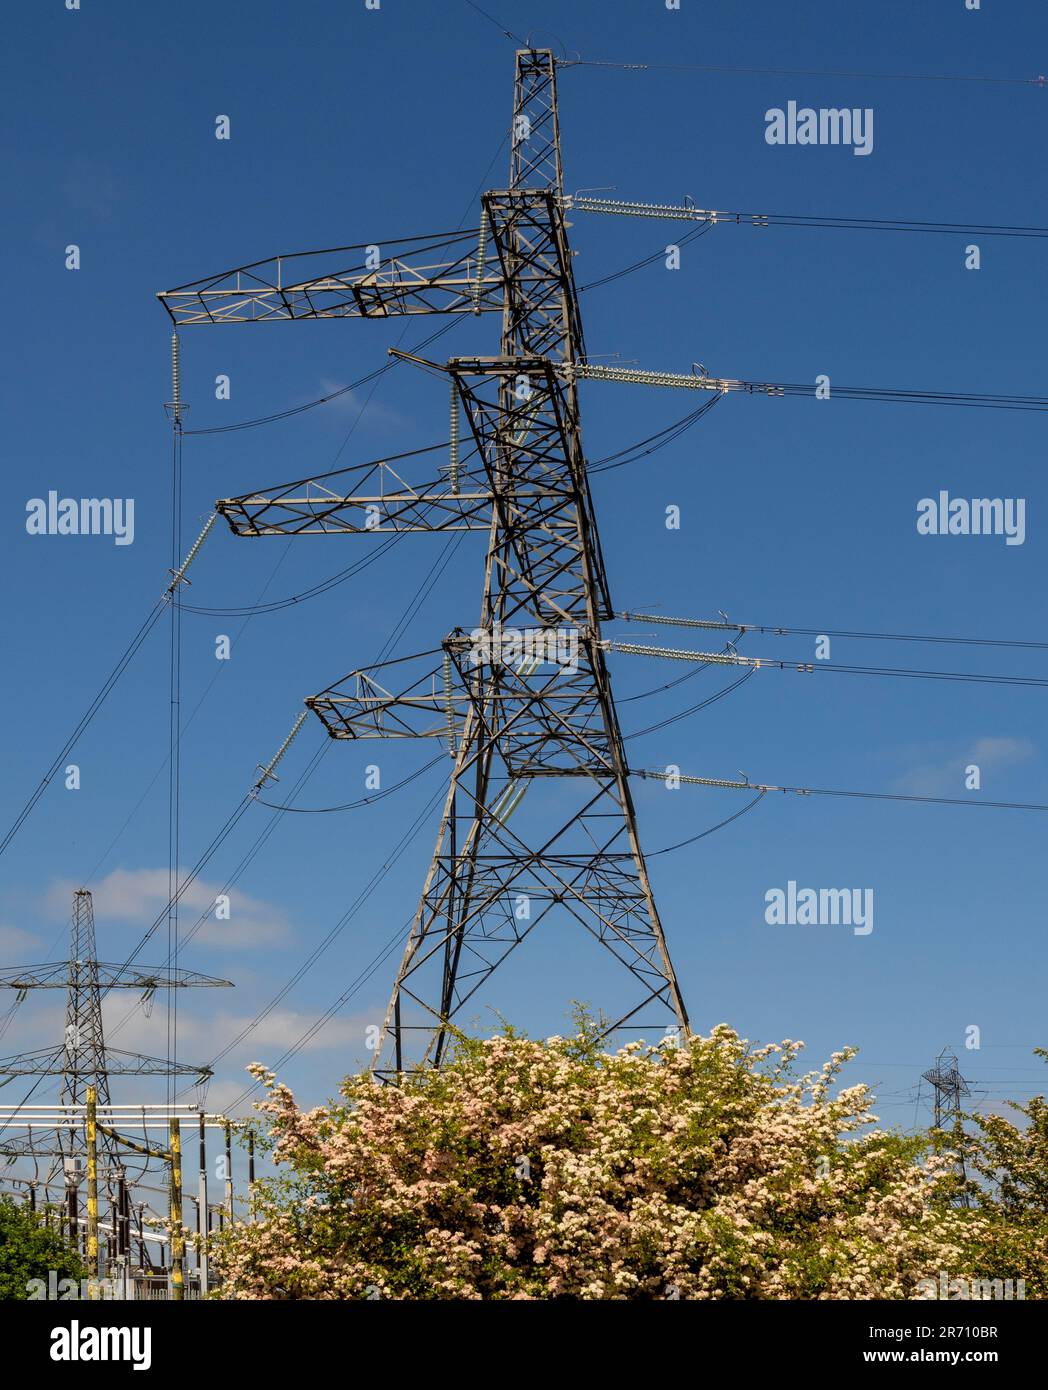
[102,1003,372,1067]
[44,869,289,949]
[894,737,1036,798]
[0,924,42,963]
[231,1008,370,1054]
[318,380,409,430]
[62,158,120,222]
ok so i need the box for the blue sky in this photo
[2,0,1047,1147]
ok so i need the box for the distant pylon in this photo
[922,1046,972,1203]
[63,888,113,1119]
[0,887,231,1172]
[922,1047,971,1130]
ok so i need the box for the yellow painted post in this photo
[197,1112,209,1294]
[170,1118,184,1301]
[85,1085,100,1280]
[224,1121,233,1223]
[247,1126,256,1223]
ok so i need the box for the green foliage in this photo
[952,1049,1048,1297]
[0,1196,85,1301]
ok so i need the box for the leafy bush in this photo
[0,1195,85,1301]
[213,1017,1046,1299]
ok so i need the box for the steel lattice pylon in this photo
[159,50,690,1076]
[0,889,230,1170]
[923,1048,971,1132]
[922,1047,973,1204]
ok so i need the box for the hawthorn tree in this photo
[211,1015,1048,1300]
[948,1048,1048,1298]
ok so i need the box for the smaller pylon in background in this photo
[0,888,231,1177]
[922,1046,972,1204]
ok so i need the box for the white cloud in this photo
[0,1000,64,1053]
[198,1077,259,1120]
[229,1008,370,1054]
[894,736,1036,798]
[44,869,289,949]
[967,737,1036,768]
[101,1003,373,1065]
[318,381,408,429]
[100,998,211,1054]
[0,924,42,963]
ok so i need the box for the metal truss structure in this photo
[158,231,504,325]
[159,49,690,1076]
[922,1047,974,1203]
[0,889,230,1167]
[216,452,497,537]
[923,1048,972,1132]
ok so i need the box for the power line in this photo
[167,348,184,1109]
[69,146,509,1093]
[722,209,1048,239]
[610,640,1048,690]
[0,513,218,863]
[578,221,714,290]
[0,602,167,860]
[646,788,767,856]
[562,56,1047,87]
[633,769,1048,814]
[461,0,525,46]
[171,393,715,622]
[183,320,460,436]
[801,660,1048,689]
[109,527,467,1074]
[254,754,446,813]
[80,535,303,886]
[617,611,1048,654]
[789,787,1048,813]
[589,395,723,471]
[186,780,448,1098]
[101,737,334,1060]
[104,796,257,987]
[574,194,1048,241]
[625,668,755,739]
[578,362,1048,412]
[224,908,416,1112]
[752,381,1048,411]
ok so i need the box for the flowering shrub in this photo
[953,1051,1048,1298]
[211,1019,1044,1300]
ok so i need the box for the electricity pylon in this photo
[0,888,230,1168]
[159,50,690,1075]
[922,1047,973,1204]
[923,1048,971,1132]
